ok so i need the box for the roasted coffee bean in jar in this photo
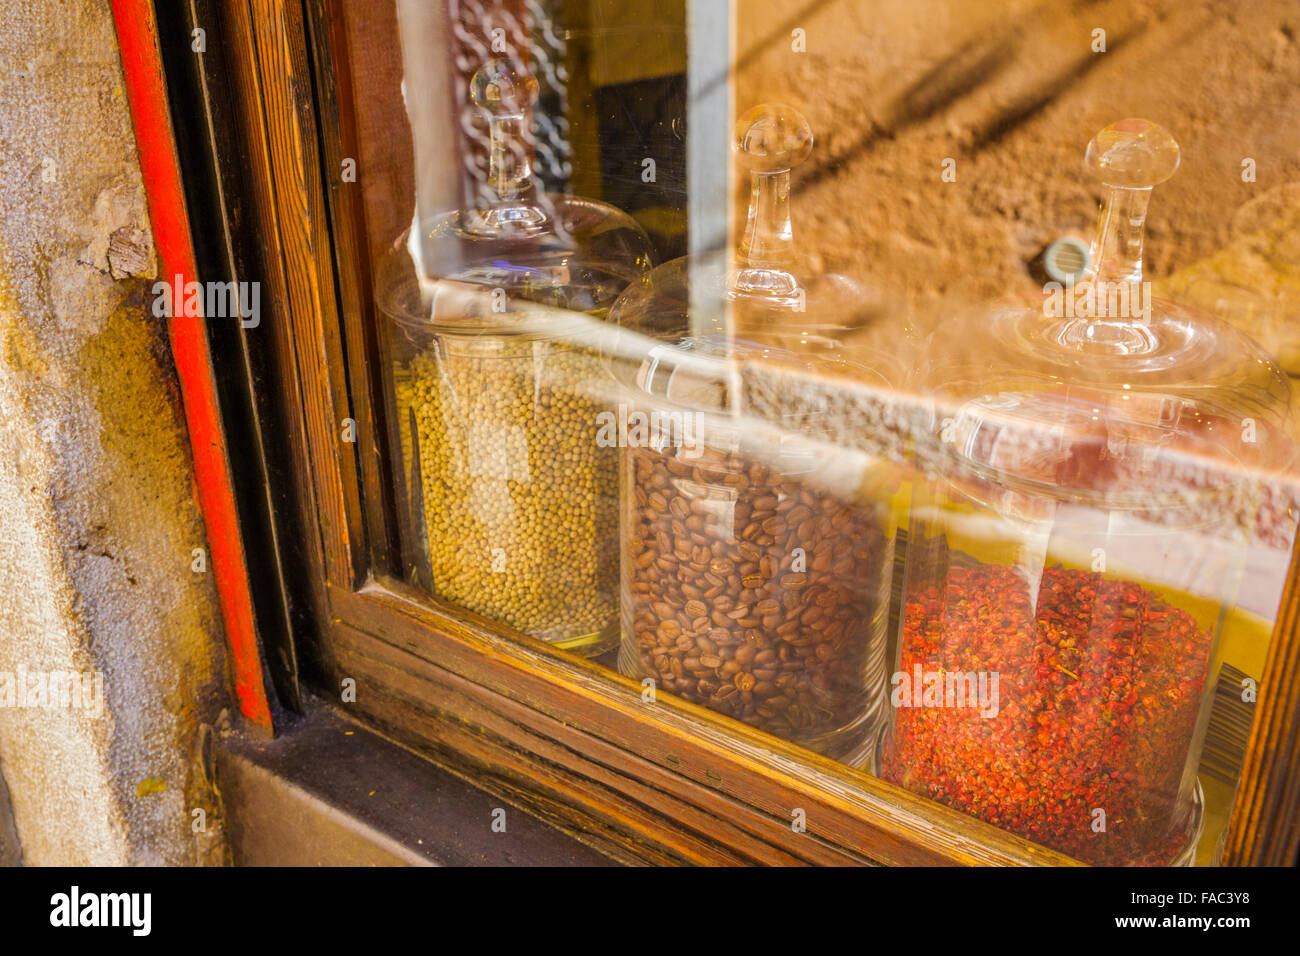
[619,431,893,759]
[607,103,912,756]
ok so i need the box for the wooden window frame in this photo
[201,0,1300,866]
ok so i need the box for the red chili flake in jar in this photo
[880,564,1211,865]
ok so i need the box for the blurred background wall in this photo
[732,0,1300,374]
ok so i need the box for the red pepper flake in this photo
[881,564,1210,865]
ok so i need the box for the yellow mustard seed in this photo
[399,335,617,643]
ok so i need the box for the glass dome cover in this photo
[380,59,653,338]
[608,103,908,407]
[933,119,1293,505]
[607,106,905,760]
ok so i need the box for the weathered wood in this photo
[331,579,1079,866]
[1223,529,1300,866]
[218,0,335,649]
[326,620,864,865]
[304,0,401,575]
[238,0,364,587]
[328,625,793,865]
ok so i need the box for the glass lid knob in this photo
[468,59,545,231]
[1085,118,1180,189]
[732,104,813,300]
[734,103,813,174]
[1029,118,1181,352]
[469,58,539,118]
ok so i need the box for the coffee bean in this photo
[622,443,889,752]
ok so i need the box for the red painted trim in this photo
[110,0,275,730]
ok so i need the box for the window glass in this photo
[360,0,1300,866]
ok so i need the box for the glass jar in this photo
[878,120,1294,864]
[377,61,653,655]
[618,384,897,760]
[608,105,912,761]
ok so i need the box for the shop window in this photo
[200,0,1300,866]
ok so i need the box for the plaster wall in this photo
[0,0,231,864]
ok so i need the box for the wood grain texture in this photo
[218,0,334,650]
[1223,529,1300,866]
[329,579,1079,866]
[327,0,415,268]
[305,0,400,575]
[329,625,790,865]
[325,621,867,865]
[240,0,363,587]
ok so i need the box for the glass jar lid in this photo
[931,119,1293,503]
[378,60,653,338]
[607,103,912,414]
